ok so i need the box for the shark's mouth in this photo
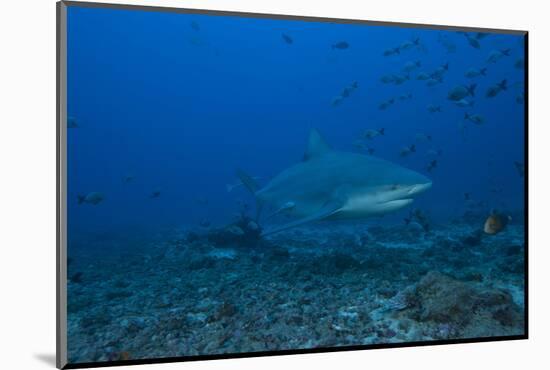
[382,182,432,206]
[383,198,414,209]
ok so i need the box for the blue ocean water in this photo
[66,5,526,364]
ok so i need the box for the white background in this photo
[0,0,548,369]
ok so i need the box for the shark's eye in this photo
[390,184,400,190]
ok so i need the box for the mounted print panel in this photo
[57,1,527,368]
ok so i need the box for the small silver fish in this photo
[455,99,474,108]
[448,84,476,101]
[416,72,430,80]
[433,63,449,77]
[380,75,395,84]
[363,128,385,139]
[392,74,410,85]
[400,144,416,157]
[427,104,442,113]
[379,98,395,110]
[426,78,442,87]
[403,60,421,73]
[415,133,432,142]
[400,37,420,51]
[464,112,485,125]
[426,149,443,157]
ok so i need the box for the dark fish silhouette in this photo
[427,104,441,113]
[282,33,293,44]
[383,47,400,56]
[332,41,349,50]
[426,160,437,172]
[77,192,104,205]
[464,112,485,125]
[363,128,385,139]
[400,37,421,51]
[70,272,83,284]
[448,84,476,101]
[432,62,449,78]
[67,116,79,128]
[379,98,395,110]
[486,79,507,98]
[515,58,525,70]
[404,208,430,232]
[516,91,525,104]
[514,161,525,178]
[122,175,135,183]
[400,144,416,157]
[465,67,487,78]
[464,34,480,49]
[487,48,511,63]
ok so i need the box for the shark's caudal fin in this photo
[236,169,259,194]
[235,168,264,221]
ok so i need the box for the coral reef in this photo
[67,221,525,363]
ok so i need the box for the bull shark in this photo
[237,129,432,236]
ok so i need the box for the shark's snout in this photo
[408,181,432,196]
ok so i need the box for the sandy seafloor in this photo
[67,219,525,364]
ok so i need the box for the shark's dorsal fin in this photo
[303,129,332,161]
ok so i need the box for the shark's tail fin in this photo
[236,168,259,194]
[235,168,263,221]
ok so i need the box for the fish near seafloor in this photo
[237,129,432,236]
[484,212,512,235]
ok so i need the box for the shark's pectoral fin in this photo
[261,198,344,237]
